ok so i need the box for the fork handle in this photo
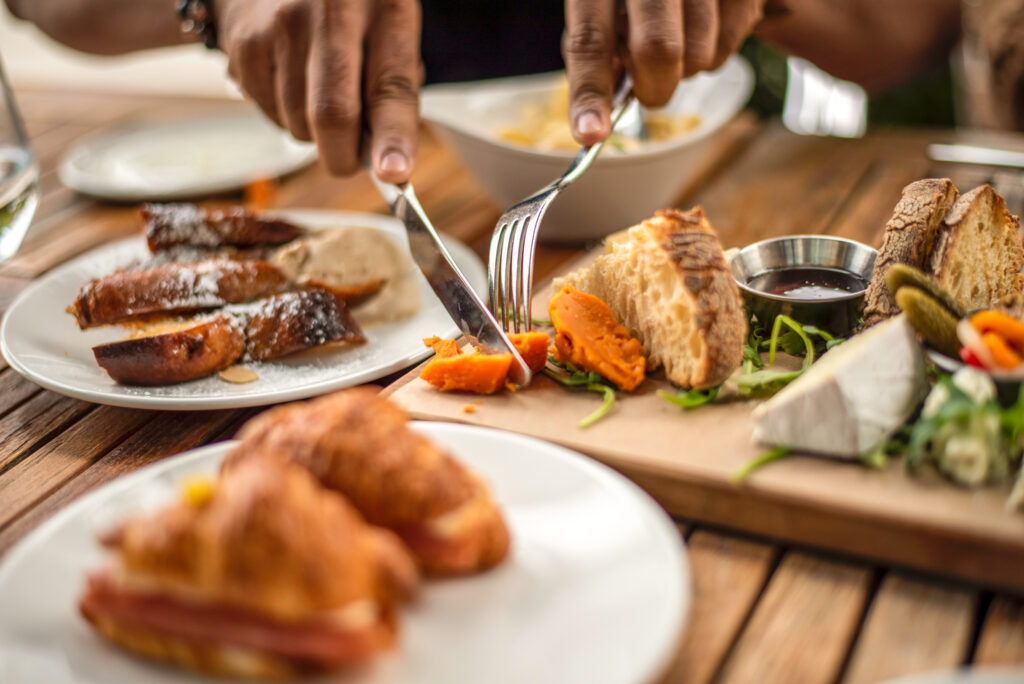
[557,74,636,190]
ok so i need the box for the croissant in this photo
[226,388,511,576]
[79,456,417,678]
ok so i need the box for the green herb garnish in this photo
[733,315,834,397]
[732,447,792,482]
[542,356,617,428]
[505,312,553,328]
[658,385,721,409]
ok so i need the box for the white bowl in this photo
[421,57,754,243]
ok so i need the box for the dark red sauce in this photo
[747,267,867,300]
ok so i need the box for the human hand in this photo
[564,0,764,145]
[215,0,421,183]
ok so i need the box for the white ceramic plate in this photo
[879,668,1024,684]
[0,210,485,410]
[59,111,317,201]
[0,422,689,684]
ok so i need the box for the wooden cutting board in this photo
[385,255,1024,593]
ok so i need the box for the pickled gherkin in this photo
[886,264,964,319]
[895,286,961,356]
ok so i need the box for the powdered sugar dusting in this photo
[145,203,224,247]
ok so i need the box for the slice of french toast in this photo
[93,289,366,385]
[68,259,287,329]
[141,204,306,252]
[240,289,366,361]
[93,315,244,386]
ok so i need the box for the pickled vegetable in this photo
[886,263,964,318]
[895,286,960,356]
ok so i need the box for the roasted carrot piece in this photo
[548,286,646,391]
[508,331,551,373]
[423,336,462,359]
[420,351,513,394]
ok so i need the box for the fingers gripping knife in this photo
[367,168,533,386]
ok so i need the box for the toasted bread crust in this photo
[142,204,306,252]
[93,315,244,385]
[70,259,286,329]
[863,179,959,327]
[930,185,1024,310]
[555,208,745,388]
[650,208,746,387]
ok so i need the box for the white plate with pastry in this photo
[0,209,486,410]
[58,110,318,202]
[0,419,690,684]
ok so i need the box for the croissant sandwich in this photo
[226,388,511,576]
[79,456,418,678]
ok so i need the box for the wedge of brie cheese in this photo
[751,314,928,458]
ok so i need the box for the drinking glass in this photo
[0,55,39,263]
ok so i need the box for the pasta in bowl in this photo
[420,56,753,242]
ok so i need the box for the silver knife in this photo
[369,173,533,386]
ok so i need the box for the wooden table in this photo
[1,88,1023,684]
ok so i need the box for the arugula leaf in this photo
[506,312,553,328]
[732,369,804,398]
[732,447,792,482]
[658,385,721,409]
[543,355,617,428]
[777,330,809,357]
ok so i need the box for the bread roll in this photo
[863,178,959,327]
[930,184,1024,312]
[554,208,745,389]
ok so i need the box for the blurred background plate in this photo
[58,109,316,201]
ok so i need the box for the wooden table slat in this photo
[0,408,246,557]
[975,598,1024,665]
[842,574,976,683]
[660,529,776,684]
[0,392,93,474]
[716,552,873,684]
[0,367,43,416]
[0,406,156,532]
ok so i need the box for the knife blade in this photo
[927,143,1024,169]
[369,173,533,386]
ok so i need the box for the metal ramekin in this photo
[729,235,878,337]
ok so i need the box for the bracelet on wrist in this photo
[177,0,218,50]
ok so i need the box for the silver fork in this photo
[488,75,636,332]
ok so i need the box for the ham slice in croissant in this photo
[79,456,417,678]
[226,388,511,576]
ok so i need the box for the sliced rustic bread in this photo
[862,178,959,327]
[930,184,1024,312]
[553,207,746,389]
